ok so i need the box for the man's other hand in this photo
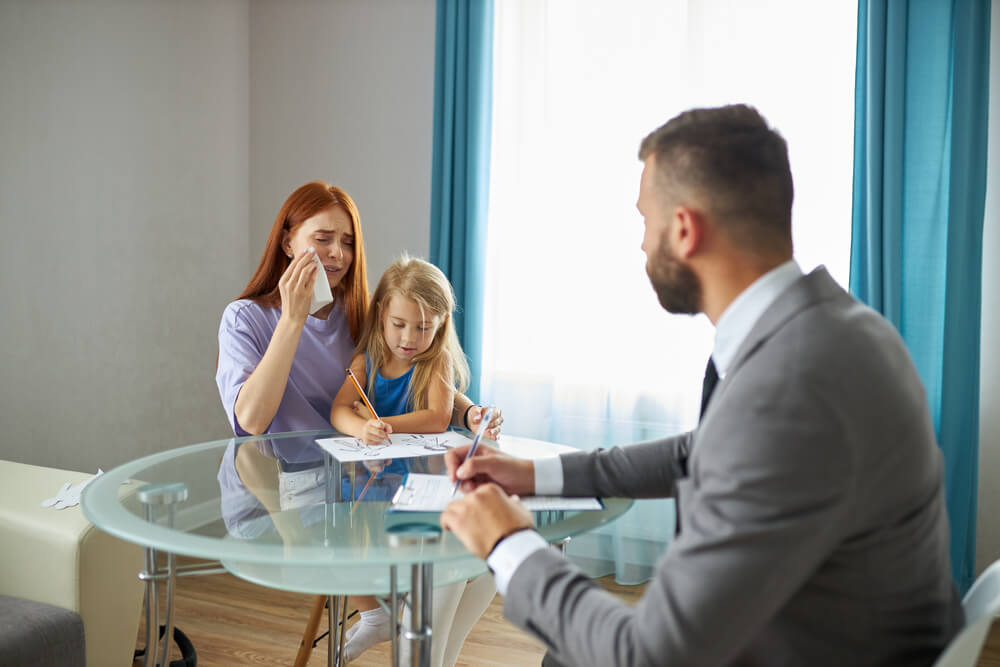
[440,483,535,559]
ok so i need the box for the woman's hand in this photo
[234,253,316,434]
[360,418,392,445]
[278,248,319,323]
[467,405,504,441]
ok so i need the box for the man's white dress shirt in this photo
[487,260,804,595]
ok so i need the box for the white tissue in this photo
[309,251,334,314]
[41,469,105,509]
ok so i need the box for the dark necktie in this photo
[699,357,719,421]
[678,356,719,534]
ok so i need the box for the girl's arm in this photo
[452,393,475,428]
[234,250,318,435]
[383,360,455,434]
[330,354,392,444]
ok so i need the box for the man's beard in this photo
[647,244,701,315]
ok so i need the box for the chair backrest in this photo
[933,559,1000,667]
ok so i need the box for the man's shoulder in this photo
[766,269,906,362]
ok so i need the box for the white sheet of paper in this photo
[390,473,603,512]
[41,469,106,509]
[315,431,472,463]
[309,251,334,314]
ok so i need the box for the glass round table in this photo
[82,430,632,667]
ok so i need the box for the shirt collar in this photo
[712,259,802,378]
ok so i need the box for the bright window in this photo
[483,0,858,443]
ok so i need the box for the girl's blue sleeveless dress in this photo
[343,357,413,500]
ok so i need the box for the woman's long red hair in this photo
[237,181,369,342]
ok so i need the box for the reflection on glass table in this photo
[82,430,633,667]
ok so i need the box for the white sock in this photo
[343,607,393,663]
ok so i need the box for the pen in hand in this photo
[345,368,392,444]
[452,406,493,497]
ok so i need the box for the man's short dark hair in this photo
[639,104,794,254]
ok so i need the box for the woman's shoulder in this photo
[221,298,280,332]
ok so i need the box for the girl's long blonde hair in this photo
[355,255,470,411]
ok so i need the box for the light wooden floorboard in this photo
[136,557,998,666]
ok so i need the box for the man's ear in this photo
[672,205,706,259]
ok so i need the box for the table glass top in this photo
[81,430,632,571]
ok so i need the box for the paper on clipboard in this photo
[390,473,603,512]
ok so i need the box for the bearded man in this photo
[440,104,963,667]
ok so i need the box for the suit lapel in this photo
[704,267,844,418]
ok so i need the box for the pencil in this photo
[351,471,377,511]
[345,368,391,444]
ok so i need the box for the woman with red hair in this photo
[217,180,496,437]
[215,181,499,664]
[217,181,372,437]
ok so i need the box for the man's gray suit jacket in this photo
[504,268,963,666]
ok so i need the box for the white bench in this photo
[0,460,145,667]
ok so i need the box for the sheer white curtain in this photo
[482,0,857,583]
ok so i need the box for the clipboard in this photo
[387,473,605,513]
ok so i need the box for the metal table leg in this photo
[136,482,189,667]
[388,527,439,667]
[390,566,399,667]
[160,543,177,665]
[406,562,434,667]
[141,510,159,667]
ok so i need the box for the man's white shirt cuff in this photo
[487,529,549,596]
[533,456,564,495]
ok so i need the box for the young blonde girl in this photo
[330,255,493,665]
[331,254,469,445]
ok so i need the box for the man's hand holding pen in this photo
[444,442,535,496]
[441,442,538,558]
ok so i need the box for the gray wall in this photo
[0,0,250,471]
[976,0,1000,574]
[248,0,435,286]
[0,0,436,472]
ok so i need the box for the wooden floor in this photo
[139,558,1000,666]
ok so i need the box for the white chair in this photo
[933,560,1000,666]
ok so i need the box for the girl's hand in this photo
[361,418,392,445]
[467,405,503,441]
[363,459,389,475]
[278,248,319,323]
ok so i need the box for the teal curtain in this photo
[851,0,991,592]
[430,0,495,402]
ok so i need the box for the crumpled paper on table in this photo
[41,469,105,509]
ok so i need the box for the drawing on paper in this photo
[314,431,471,463]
